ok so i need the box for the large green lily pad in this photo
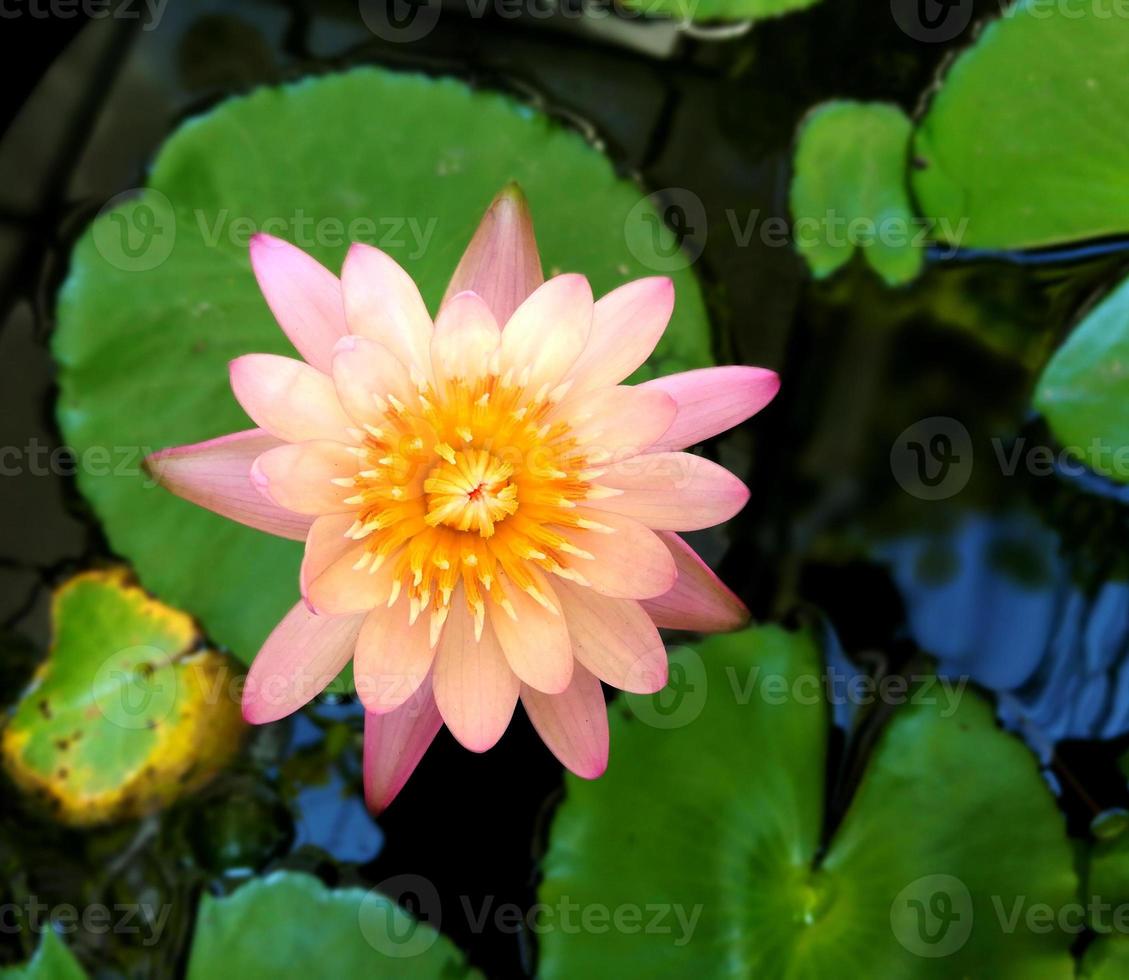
[1,568,244,825]
[538,625,1077,977]
[185,871,479,978]
[913,0,1129,250]
[790,100,924,286]
[54,68,712,667]
[1034,274,1129,484]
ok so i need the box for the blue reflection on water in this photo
[877,500,1129,759]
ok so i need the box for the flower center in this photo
[337,371,607,642]
[423,449,518,536]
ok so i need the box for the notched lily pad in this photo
[54,67,713,668]
[1,568,244,826]
[539,625,1076,977]
[186,871,480,978]
[913,0,1129,250]
[790,101,924,286]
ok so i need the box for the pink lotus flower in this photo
[146,185,778,811]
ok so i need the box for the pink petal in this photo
[353,600,437,714]
[431,290,502,384]
[489,570,573,694]
[144,429,312,540]
[305,542,401,616]
[641,532,749,632]
[558,386,676,462]
[555,580,668,693]
[441,183,543,326]
[499,274,592,390]
[433,600,520,752]
[642,365,780,451]
[567,277,674,392]
[249,233,348,373]
[363,674,443,813]
[230,354,353,442]
[521,664,608,779]
[561,510,677,599]
[589,452,750,531]
[341,243,433,376]
[242,602,363,724]
[300,513,356,602]
[251,440,357,515]
[331,335,419,426]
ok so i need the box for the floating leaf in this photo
[1,569,244,825]
[54,67,712,668]
[790,101,924,285]
[913,0,1129,250]
[0,930,87,980]
[1034,274,1129,484]
[185,871,479,978]
[623,0,821,22]
[539,626,1076,977]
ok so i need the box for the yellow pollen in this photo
[331,371,608,635]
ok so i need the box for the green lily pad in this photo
[913,0,1129,250]
[539,626,1076,977]
[791,100,924,286]
[53,67,712,668]
[0,931,87,980]
[1,569,244,825]
[1034,274,1129,484]
[622,0,821,22]
[1081,938,1129,978]
[185,871,479,978]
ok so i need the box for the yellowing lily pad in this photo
[790,100,924,286]
[539,626,1077,977]
[53,67,713,669]
[912,0,1129,250]
[1,568,244,826]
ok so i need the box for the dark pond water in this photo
[3,1,1129,976]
